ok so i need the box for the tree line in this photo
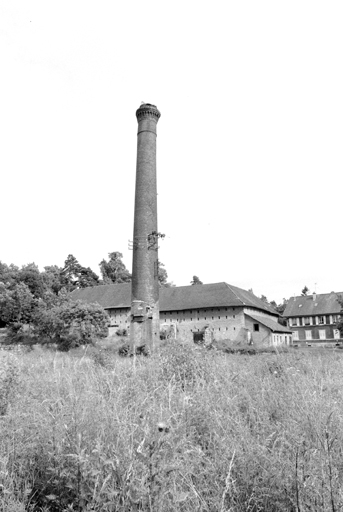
[0,252,134,346]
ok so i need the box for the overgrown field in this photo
[1,343,343,511]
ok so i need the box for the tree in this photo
[42,265,68,295]
[260,295,269,303]
[0,282,37,330]
[62,255,100,290]
[157,261,174,287]
[157,261,168,286]
[0,262,19,288]
[270,298,288,315]
[78,266,100,289]
[17,263,46,298]
[301,286,309,296]
[99,252,131,284]
[191,276,203,285]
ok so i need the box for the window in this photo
[233,315,235,318]
[334,329,340,339]
[254,324,259,332]
[304,317,311,326]
[218,316,220,319]
[293,331,299,341]
[291,318,298,327]
[305,330,312,340]
[319,329,326,340]
[319,315,325,325]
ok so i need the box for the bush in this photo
[33,300,109,348]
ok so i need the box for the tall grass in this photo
[1,343,343,511]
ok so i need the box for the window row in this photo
[292,329,341,341]
[289,315,340,327]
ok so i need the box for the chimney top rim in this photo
[136,103,161,121]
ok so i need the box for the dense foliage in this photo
[0,256,110,347]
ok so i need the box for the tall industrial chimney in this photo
[130,103,161,351]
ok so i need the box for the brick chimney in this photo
[130,103,161,352]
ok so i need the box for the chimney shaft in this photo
[130,103,161,351]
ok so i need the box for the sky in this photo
[1,0,342,304]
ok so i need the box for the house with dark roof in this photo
[283,292,342,344]
[71,282,292,347]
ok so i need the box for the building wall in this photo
[106,306,292,346]
[108,307,130,333]
[244,316,271,346]
[170,306,247,342]
[287,315,342,342]
[107,306,247,342]
[271,333,292,346]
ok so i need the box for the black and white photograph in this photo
[1,1,343,510]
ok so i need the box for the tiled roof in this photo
[245,313,292,333]
[283,293,343,317]
[70,282,278,315]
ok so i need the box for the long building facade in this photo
[71,282,292,347]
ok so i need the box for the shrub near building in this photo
[33,300,109,348]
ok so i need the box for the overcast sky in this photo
[1,0,342,303]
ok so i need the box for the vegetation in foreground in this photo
[1,342,343,511]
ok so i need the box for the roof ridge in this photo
[293,291,343,299]
[224,283,246,306]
